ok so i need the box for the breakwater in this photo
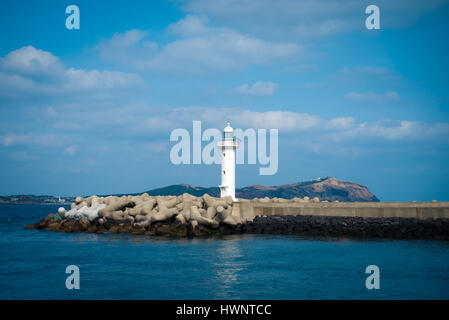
[25,194,449,240]
[242,215,449,240]
[238,200,449,220]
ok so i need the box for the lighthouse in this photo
[218,122,239,200]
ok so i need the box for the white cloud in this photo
[167,15,210,36]
[0,132,71,147]
[331,120,449,141]
[326,117,355,130]
[238,110,321,131]
[235,81,279,96]
[96,16,301,74]
[282,64,318,73]
[0,46,143,99]
[344,91,399,102]
[143,141,168,153]
[339,66,394,76]
[145,116,179,131]
[115,106,445,143]
[0,46,64,76]
[96,30,158,65]
[7,150,37,162]
[5,103,448,164]
[64,145,79,156]
[138,107,449,143]
[137,107,323,132]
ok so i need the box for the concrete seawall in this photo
[236,201,449,221]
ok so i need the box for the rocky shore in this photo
[24,193,449,240]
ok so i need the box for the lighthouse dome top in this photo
[223,122,234,133]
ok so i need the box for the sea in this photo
[0,203,448,300]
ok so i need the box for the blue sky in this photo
[0,0,448,201]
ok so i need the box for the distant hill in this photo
[1,177,379,204]
[139,184,220,198]
[138,177,379,202]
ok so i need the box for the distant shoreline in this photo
[0,202,72,205]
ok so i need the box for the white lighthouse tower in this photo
[218,122,239,200]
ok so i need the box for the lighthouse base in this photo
[219,185,238,201]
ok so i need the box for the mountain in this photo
[141,184,220,198]
[0,177,378,204]
[140,177,379,202]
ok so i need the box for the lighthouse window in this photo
[223,153,225,157]
[223,170,225,175]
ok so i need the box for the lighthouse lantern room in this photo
[217,122,239,200]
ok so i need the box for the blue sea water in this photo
[0,203,448,300]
